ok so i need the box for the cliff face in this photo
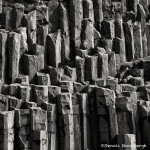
[0,0,150,150]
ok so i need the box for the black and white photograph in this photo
[0,0,149,150]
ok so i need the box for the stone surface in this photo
[0,30,7,84]
[83,0,94,23]
[12,3,24,29]
[23,54,38,83]
[42,102,57,150]
[0,94,9,111]
[0,111,15,150]
[32,130,48,150]
[1,1,150,150]
[113,37,126,63]
[98,53,109,78]
[69,0,83,48]
[85,56,98,81]
[133,22,143,59]
[23,10,36,48]
[37,24,48,64]
[36,72,51,85]
[8,32,21,83]
[48,0,59,33]
[32,85,48,106]
[81,18,94,49]
[47,30,61,68]
[59,2,70,64]
[117,134,137,150]
[102,19,115,39]
[31,108,47,131]
[108,52,117,77]
[93,0,103,29]
[123,21,135,61]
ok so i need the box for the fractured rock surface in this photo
[1,0,150,150]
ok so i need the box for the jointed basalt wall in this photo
[0,0,150,150]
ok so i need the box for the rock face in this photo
[1,0,150,150]
[47,30,61,68]
[8,32,21,83]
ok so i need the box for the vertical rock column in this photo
[113,38,126,63]
[121,0,127,17]
[116,96,136,135]
[31,44,44,72]
[0,94,9,111]
[17,27,28,73]
[73,102,81,150]
[142,33,148,57]
[0,0,2,13]
[93,0,103,30]
[139,0,149,15]
[0,111,15,150]
[117,134,137,150]
[32,130,48,150]
[57,93,81,150]
[36,4,49,66]
[143,60,150,81]
[15,109,31,150]
[115,14,125,39]
[102,0,112,18]
[114,15,126,63]
[133,22,143,59]
[0,30,7,84]
[47,30,61,68]
[23,54,37,83]
[0,7,12,30]
[48,67,64,85]
[31,108,48,150]
[137,101,150,148]
[98,53,109,79]
[126,0,139,13]
[57,93,74,150]
[96,87,118,145]
[59,2,70,65]
[102,19,115,39]
[75,56,85,83]
[37,24,48,47]
[48,86,61,103]
[69,0,83,48]
[123,21,135,61]
[23,44,44,83]
[108,52,117,77]
[12,3,24,29]
[87,86,100,149]
[32,85,48,106]
[48,0,59,33]
[81,18,94,50]
[19,85,31,102]
[137,4,147,56]
[42,102,58,150]
[79,93,91,150]
[8,32,21,83]
[146,22,150,56]
[83,0,94,23]
[37,24,48,65]
[23,10,36,49]
[85,56,98,81]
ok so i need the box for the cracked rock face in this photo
[1,0,150,150]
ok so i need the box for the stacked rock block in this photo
[1,0,150,150]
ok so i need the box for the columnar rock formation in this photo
[0,0,150,150]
